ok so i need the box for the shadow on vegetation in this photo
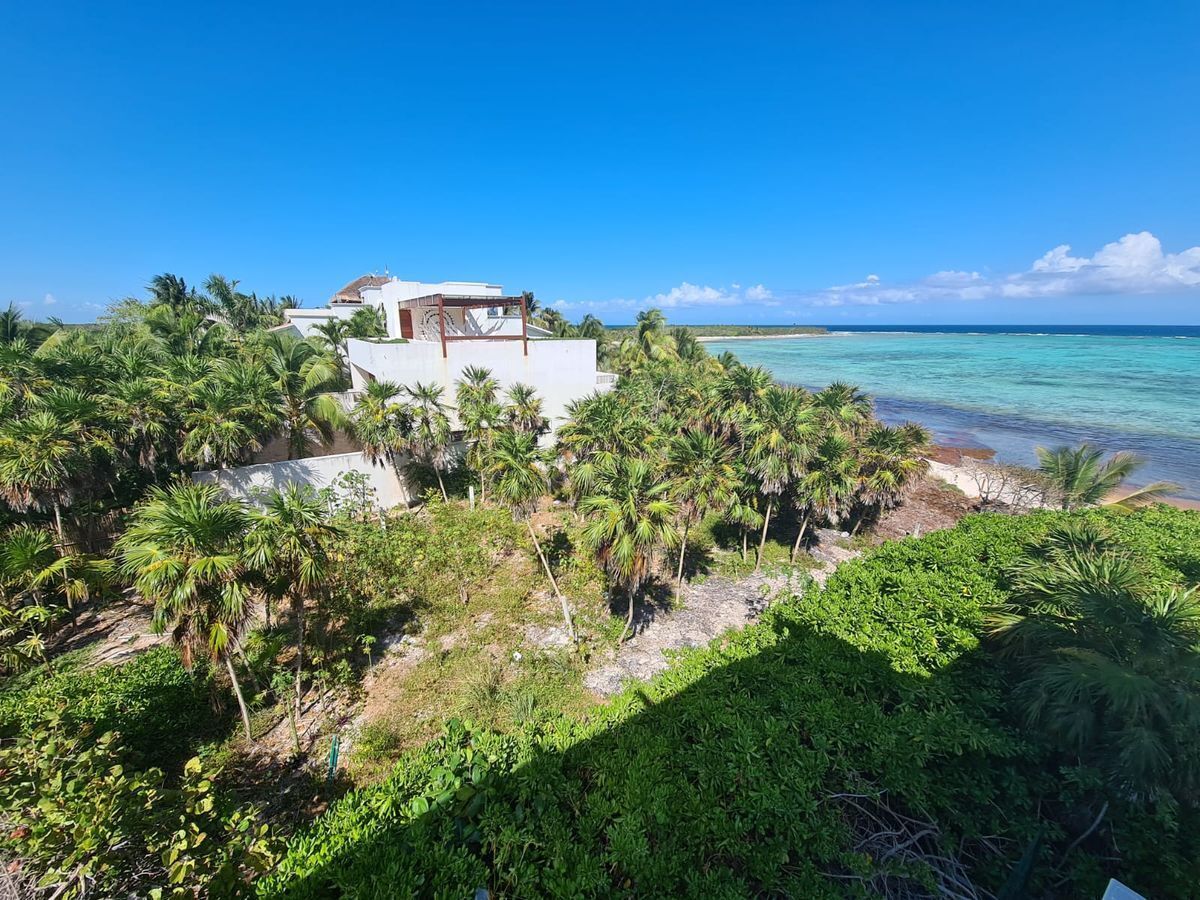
[261,616,1080,899]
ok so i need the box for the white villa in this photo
[279,275,615,431]
[196,275,615,508]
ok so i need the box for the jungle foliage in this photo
[261,507,1200,899]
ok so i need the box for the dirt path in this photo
[583,529,878,697]
[584,567,809,696]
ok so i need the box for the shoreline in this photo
[928,452,1200,511]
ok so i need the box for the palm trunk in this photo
[790,511,810,562]
[621,590,636,643]
[742,529,748,562]
[224,654,254,743]
[52,501,66,549]
[675,519,691,601]
[293,595,305,718]
[528,521,575,641]
[434,465,448,501]
[755,498,774,572]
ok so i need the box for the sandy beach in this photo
[927,456,1200,511]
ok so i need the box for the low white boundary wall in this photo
[193,451,416,509]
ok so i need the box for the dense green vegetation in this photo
[0,283,1196,898]
[260,507,1200,899]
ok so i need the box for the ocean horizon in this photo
[705,326,1200,499]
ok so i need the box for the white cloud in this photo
[803,231,1200,307]
[43,293,57,306]
[553,281,779,315]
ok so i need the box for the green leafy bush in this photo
[0,646,225,765]
[0,718,275,899]
[261,508,1200,899]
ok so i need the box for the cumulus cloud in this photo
[43,293,57,306]
[554,281,779,314]
[548,232,1199,316]
[804,231,1200,308]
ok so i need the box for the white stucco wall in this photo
[346,337,608,431]
[193,452,416,509]
[281,305,362,338]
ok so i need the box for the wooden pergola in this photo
[404,294,529,358]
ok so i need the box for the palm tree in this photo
[0,524,109,671]
[671,327,706,364]
[665,428,736,598]
[793,431,860,558]
[505,383,547,435]
[117,481,257,741]
[261,332,346,459]
[537,308,573,337]
[351,380,411,468]
[812,382,873,435]
[634,308,674,361]
[748,387,815,570]
[520,291,540,317]
[346,306,387,339]
[1036,443,1178,510]
[0,409,95,545]
[852,422,930,533]
[405,381,453,500]
[576,314,608,345]
[557,392,656,503]
[312,319,351,376]
[181,360,281,469]
[705,364,772,441]
[148,273,207,314]
[104,376,173,472]
[456,367,501,500]
[987,521,1200,803]
[244,484,341,736]
[456,365,500,411]
[579,456,678,641]
[485,428,575,640]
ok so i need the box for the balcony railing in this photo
[596,372,617,385]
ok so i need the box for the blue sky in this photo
[2,2,1198,325]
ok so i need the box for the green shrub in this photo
[261,508,1200,899]
[0,646,225,765]
[0,718,275,899]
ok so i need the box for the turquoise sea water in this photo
[705,328,1200,499]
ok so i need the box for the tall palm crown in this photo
[557,392,656,500]
[812,381,873,435]
[857,422,930,512]
[486,428,550,519]
[504,383,547,435]
[312,319,351,374]
[798,431,861,529]
[987,521,1200,802]
[705,364,773,440]
[346,306,387,339]
[0,400,111,540]
[579,456,678,640]
[351,380,411,466]
[260,332,346,459]
[181,360,282,469]
[1037,443,1177,510]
